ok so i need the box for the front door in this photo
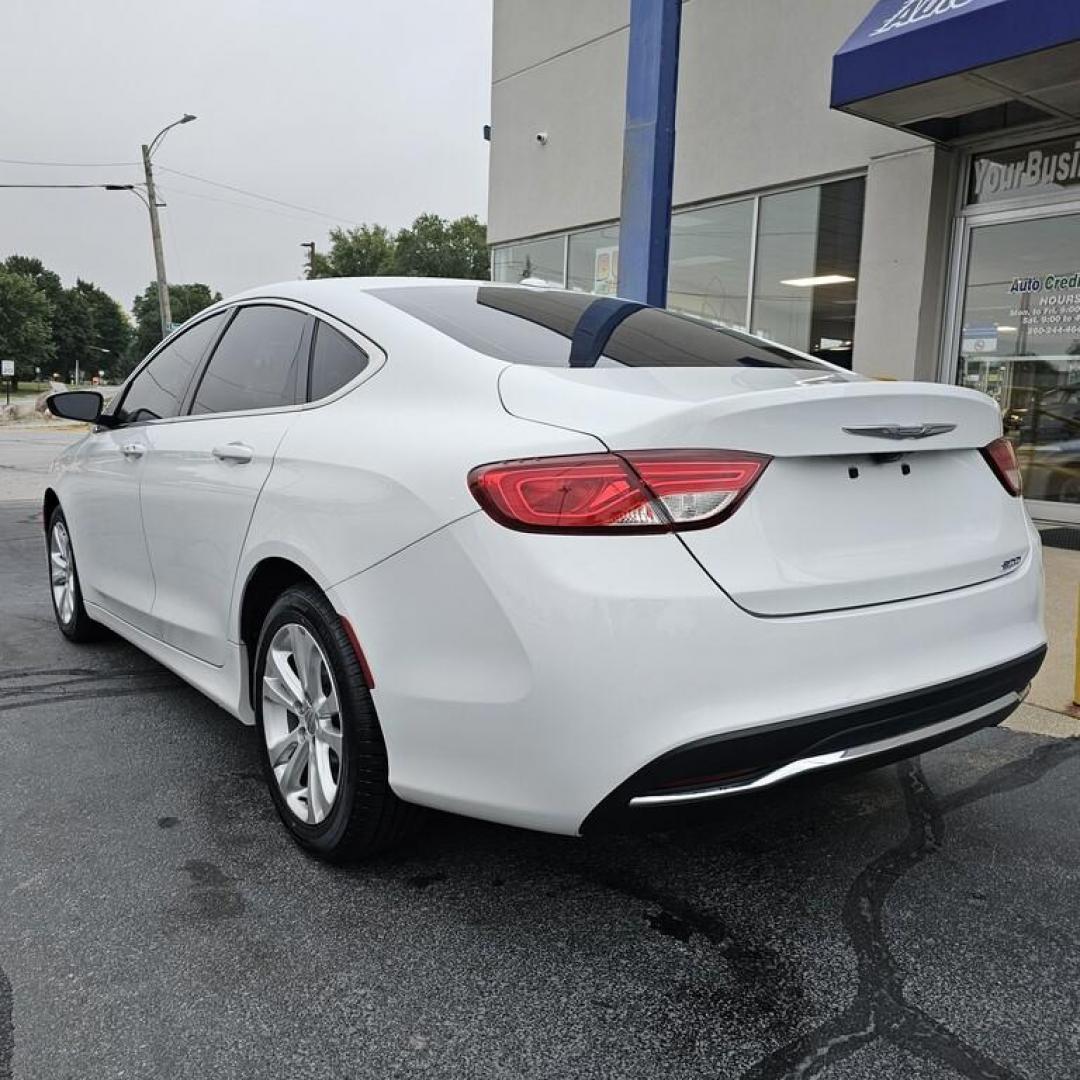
[955,210,1080,524]
[63,427,155,631]
[72,309,231,631]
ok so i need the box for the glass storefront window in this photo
[567,224,621,295]
[667,199,753,329]
[491,236,566,286]
[958,215,1080,510]
[492,178,866,367]
[751,177,865,368]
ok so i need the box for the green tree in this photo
[0,268,56,381]
[392,214,489,279]
[3,254,63,304]
[307,214,490,281]
[75,279,133,380]
[52,288,95,383]
[308,224,396,278]
[131,282,222,360]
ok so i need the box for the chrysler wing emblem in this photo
[843,423,957,441]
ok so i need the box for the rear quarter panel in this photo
[234,313,604,639]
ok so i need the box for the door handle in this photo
[121,442,146,459]
[212,442,254,464]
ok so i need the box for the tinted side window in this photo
[309,322,368,401]
[118,312,227,423]
[191,306,309,415]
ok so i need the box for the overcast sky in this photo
[0,0,493,310]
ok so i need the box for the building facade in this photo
[487,0,1080,524]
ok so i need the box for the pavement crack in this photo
[737,740,1080,1080]
[572,856,803,1022]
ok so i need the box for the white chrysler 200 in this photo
[45,279,1046,860]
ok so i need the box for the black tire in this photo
[46,506,104,643]
[253,583,423,861]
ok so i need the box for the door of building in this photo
[950,206,1080,525]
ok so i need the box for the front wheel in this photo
[47,506,103,643]
[254,584,422,861]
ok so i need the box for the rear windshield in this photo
[369,285,826,371]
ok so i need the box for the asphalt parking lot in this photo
[1,429,1079,1080]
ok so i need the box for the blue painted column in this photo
[617,0,682,307]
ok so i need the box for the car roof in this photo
[228,277,514,302]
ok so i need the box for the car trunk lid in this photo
[499,367,1032,615]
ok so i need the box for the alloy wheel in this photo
[261,623,344,825]
[50,521,77,627]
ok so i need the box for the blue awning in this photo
[832,0,1080,139]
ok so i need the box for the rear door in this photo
[139,304,312,664]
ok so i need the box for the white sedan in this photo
[45,278,1046,860]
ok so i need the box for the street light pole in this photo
[84,345,111,388]
[142,143,172,337]
[141,113,197,338]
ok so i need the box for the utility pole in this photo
[301,241,316,278]
[142,143,172,337]
[138,114,197,338]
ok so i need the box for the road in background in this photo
[0,428,84,502]
[1,429,1078,1080]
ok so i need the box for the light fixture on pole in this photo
[80,345,112,388]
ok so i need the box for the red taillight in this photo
[981,437,1022,497]
[468,450,770,533]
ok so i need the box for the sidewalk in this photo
[1005,539,1080,738]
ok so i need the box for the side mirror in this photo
[46,391,111,426]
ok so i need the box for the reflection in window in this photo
[191,306,308,415]
[568,225,621,295]
[118,312,227,423]
[959,215,1080,507]
[492,236,566,286]
[668,199,753,329]
[370,285,825,371]
[751,177,865,368]
[494,179,865,368]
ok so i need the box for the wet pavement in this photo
[1,488,1078,1080]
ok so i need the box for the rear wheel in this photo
[47,506,102,643]
[254,584,422,861]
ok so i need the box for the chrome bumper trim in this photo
[629,689,1022,808]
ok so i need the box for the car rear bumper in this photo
[330,512,1046,836]
[581,646,1045,833]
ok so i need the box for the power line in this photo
[1,156,355,225]
[0,182,136,189]
[157,183,346,228]
[0,157,139,167]
[157,165,355,225]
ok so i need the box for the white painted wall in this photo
[489,0,925,244]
